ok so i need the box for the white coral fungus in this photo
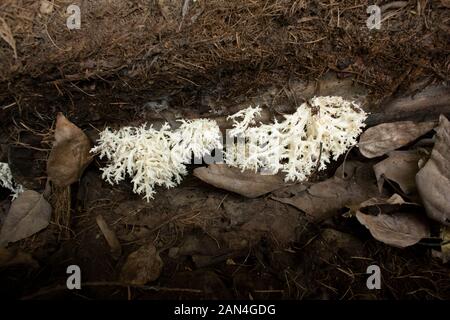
[92,96,366,201]
[91,119,222,201]
[0,162,24,199]
[225,96,367,181]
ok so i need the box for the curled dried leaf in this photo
[373,150,422,195]
[272,161,380,221]
[194,164,286,198]
[0,190,52,246]
[120,244,163,285]
[47,113,93,187]
[416,115,450,225]
[356,194,429,248]
[359,121,435,158]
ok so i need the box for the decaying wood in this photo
[120,76,449,132]
[367,85,450,126]
[208,82,450,131]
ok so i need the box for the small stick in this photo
[96,214,122,259]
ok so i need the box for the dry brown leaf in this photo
[194,164,286,198]
[39,0,54,14]
[359,121,435,158]
[0,247,38,269]
[373,150,421,195]
[0,190,52,246]
[416,115,450,226]
[272,161,380,222]
[356,194,429,248]
[120,244,163,285]
[96,214,122,259]
[0,17,17,59]
[47,113,93,187]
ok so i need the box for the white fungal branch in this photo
[92,96,367,201]
[227,105,262,137]
[224,96,367,182]
[171,119,223,162]
[91,119,222,201]
[0,162,23,199]
[225,122,284,174]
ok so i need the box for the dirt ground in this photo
[0,0,449,300]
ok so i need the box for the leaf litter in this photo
[416,115,450,226]
[355,194,430,248]
[358,121,436,159]
[0,190,51,246]
[0,0,450,299]
[373,150,423,195]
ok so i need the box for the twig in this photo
[1,102,17,110]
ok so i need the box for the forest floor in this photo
[0,0,449,299]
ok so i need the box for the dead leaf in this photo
[120,244,163,285]
[359,121,435,158]
[194,164,286,198]
[96,214,122,259]
[356,194,429,248]
[272,161,381,222]
[0,247,38,269]
[47,113,93,187]
[416,115,450,226]
[39,0,54,14]
[0,17,17,59]
[0,190,52,246]
[373,150,421,195]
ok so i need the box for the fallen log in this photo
[367,85,450,126]
[204,81,450,130]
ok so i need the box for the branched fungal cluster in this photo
[92,96,367,201]
[91,119,222,201]
[0,163,23,199]
[227,96,367,181]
